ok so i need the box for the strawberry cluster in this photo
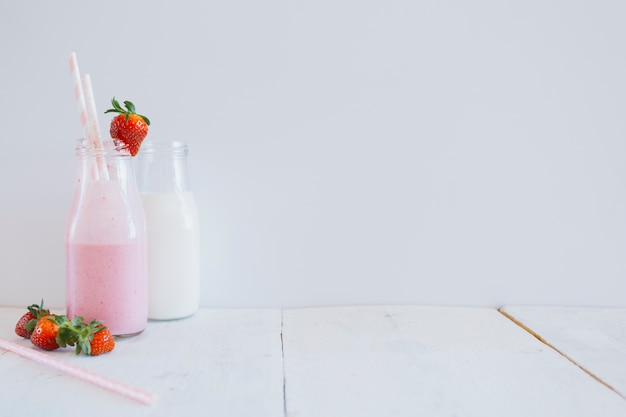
[14,301,114,356]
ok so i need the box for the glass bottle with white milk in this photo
[136,141,200,320]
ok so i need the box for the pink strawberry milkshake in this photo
[66,147,148,337]
[66,242,147,336]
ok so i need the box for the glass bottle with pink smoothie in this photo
[66,138,148,337]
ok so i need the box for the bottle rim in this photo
[74,138,131,158]
[136,140,189,158]
[74,139,189,158]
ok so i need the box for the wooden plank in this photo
[0,307,284,417]
[501,306,626,399]
[282,306,626,417]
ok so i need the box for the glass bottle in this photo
[66,138,148,337]
[136,141,200,320]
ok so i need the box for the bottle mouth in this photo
[136,140,189,158]
[75,138,130,157]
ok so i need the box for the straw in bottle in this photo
[69,52,109,179]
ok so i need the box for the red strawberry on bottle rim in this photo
[105,97,150,157]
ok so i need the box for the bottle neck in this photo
[74,138,135,183]
[135,141,192,193]
[75,137,131,158]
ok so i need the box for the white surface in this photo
[1,305,626,416]
[0,307,284,417]
[282,306,626,417]
[1,1,626,308]
[501,306,626,399]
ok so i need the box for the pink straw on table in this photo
[0,338,157,406]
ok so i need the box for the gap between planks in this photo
[280,309,287,417]
[498,308,625,401]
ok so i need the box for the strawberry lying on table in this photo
[14,300,49,339]
[14,302,115,356]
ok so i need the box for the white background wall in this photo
[1,0,625,309]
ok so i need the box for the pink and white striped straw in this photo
[69,52,108,178]
[0,338,158,406]
[69,52,90,139]
[82,74,104,149]
[81,73,109,179]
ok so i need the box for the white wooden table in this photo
[500,306,626,400]
[0,305,624,417]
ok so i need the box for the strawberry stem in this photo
[49,315,109,356]
[24,299,51,333]
[104,97,150,125]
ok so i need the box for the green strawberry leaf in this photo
[24,318,38,333]
[123,101,136,113]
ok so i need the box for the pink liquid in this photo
[66,241,148,336]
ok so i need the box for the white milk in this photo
[141,191,200,320]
